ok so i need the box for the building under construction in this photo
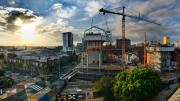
[80,26,126,72]
[82,26,106,70]
[79,6,180,74]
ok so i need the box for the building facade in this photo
[173,48,180,71]
[147,45,176,71]
[175,41,180,47]
[63,32,73,51]
[83,33,106,66]
[6,55,59,75]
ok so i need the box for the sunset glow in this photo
[20,23,37,44]
[0,0,179,46]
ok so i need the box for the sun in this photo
[20,23,36,42]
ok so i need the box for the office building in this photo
[62,32,73,51]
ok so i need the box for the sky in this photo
[0,0,179,46]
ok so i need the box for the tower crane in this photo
[99,6,160,69]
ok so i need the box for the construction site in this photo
[0,4,179,101]
[58,6,180,100]
[77,6,165,75]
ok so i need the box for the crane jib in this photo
[99,8,160,26]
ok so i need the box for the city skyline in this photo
[0,0,179,46]
[0,1,180,101]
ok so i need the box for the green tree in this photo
[113,68,160,101]
[0,78,14,89]
[93,76,115,101]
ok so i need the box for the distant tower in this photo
[62,32,73,51]
[162,36,170,45]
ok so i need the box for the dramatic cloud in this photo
[104,0,180,43]
[0,7,38,32]
[0,0,179,46]
[0,6,79,46]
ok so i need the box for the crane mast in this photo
[122,7,126,68]
[99,6,160,69]
[144,32,147,67]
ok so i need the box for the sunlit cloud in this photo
[0,0,179,46]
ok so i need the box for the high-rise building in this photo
[62,32,73,51]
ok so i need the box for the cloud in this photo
[52,3,78,18]
[0,6,76,46]
[85,1,105,17]
[101,0,180,43]
[0,7,39,32]
[128,0,176,15]
[9,1,16,5]
[39,18,81,40]
[52,3,62,10]
[0,0,180,46]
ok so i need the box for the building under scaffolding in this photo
[81,26,124,72]
[82,26,106,70]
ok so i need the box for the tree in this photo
[0,78,14,89]
[113,68,160,101]
[0,70,4,77]
[93,76,115,101]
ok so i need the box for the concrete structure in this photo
[6,55,60,75]
[83,33,106,66]
[0,48,65,75]
[147,45,176,71]
[115,39,131,50]
[63,32,73,51]
[173,48,180,71]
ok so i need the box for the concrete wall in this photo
[88,51,100,65]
